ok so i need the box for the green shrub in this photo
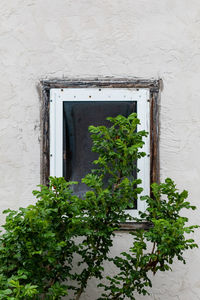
[0,113,198,299]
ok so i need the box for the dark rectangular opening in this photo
[63,101,137,200]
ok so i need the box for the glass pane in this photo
[63,101,137,199]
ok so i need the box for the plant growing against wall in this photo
[0,113,198,299]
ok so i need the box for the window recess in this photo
[50,88,149,218]
[40,78,160,226]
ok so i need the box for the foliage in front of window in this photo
[0,114,198,300]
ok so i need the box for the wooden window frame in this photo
[39,78,161,230]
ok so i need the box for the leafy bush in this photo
[0,113,198,299]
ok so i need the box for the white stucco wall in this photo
[0,0,200,299]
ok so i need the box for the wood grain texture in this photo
[39,78,160,229]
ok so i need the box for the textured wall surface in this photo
[0,0,200,299]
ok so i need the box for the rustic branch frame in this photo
[38,77,161,230]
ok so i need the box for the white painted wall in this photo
[0,0,200,299]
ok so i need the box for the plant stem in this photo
[75,274,90,300]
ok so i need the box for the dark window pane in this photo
[63,101,137,198]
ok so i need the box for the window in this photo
[40,79,160,225]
